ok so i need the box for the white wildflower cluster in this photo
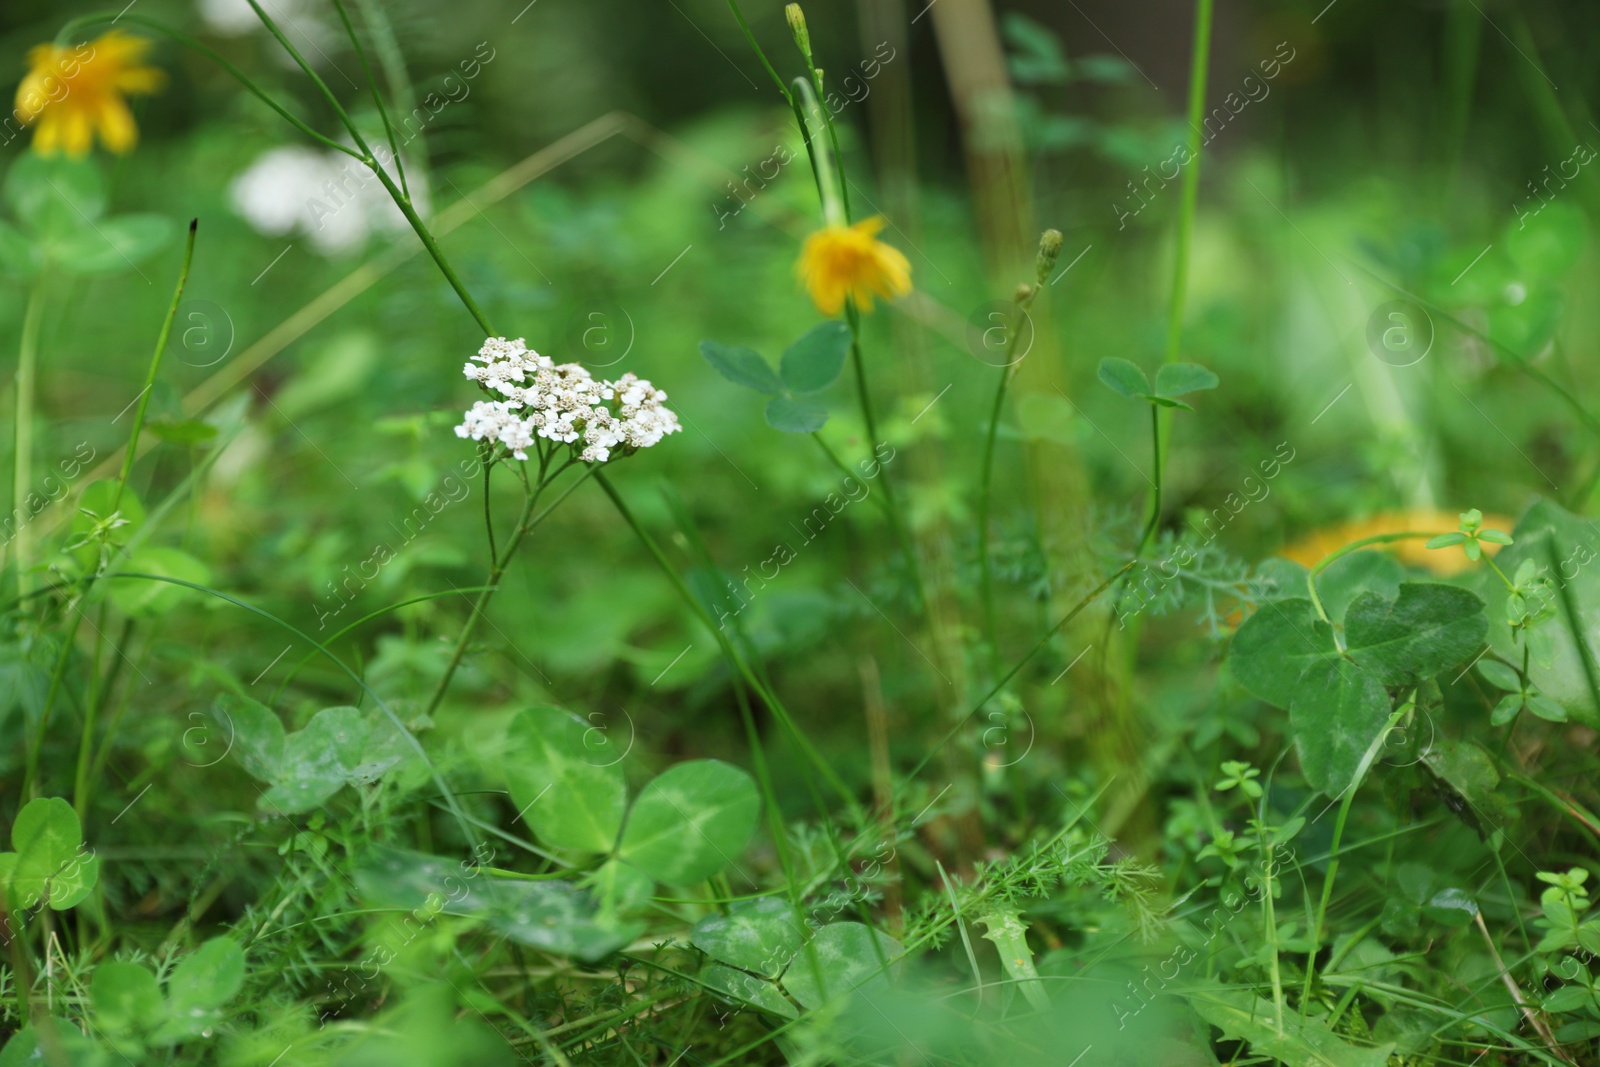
[454,337,681,464]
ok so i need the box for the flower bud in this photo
[786,4,813,61]
[1035,228,1064,284]
[1014,282,1034,304]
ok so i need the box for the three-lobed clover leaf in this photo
[700,322,851,433]
[0,797,99,911]
[1231,582,1487,796]
[1097,357,1219,411]
[91,937,248,1051]
[1477,658,1566,724]
[220,696,415,814]
[0,154,172,279]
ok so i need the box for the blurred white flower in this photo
[228,145,428,255]
[197,0,337,68]
[455,338,681,463]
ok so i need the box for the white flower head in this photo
[228,145,429,256]
[455,337,681,464]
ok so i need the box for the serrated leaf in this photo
[1096,357,1151,399]
[504,705,627,853]
[1344,583,1487,686]
[619,760,760,885]
[1229,599,1338,707]
[780,321,850,393]
[765,394,828,434]
[1289,658,1391,796]
[781,922,902,1009]
[692,895,806,977]
[1189,989,1395,1067]
[700,340,783,394]
[1153,361,1219,398]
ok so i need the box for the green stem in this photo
[330,0,410,199]
[1137,403,1163,554]
[1306,531,1443,624]
[242,0,497,334]
[1146,0,1213,524]
[977,362,1010,666]
[59,13,363,159]
[593,469,860,815]
[10,285,44,602]
[114,220,197,513]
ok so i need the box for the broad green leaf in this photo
[702,963,798,1019]
[1229,599,1338,707]
[1288,658,1391,796]
[217,694,285,782]
[107,546,211,618]
[0,1021,108,1067]
[692,895,807,977]
[780,321,851,393]
[1422,738,1514,827]
[1483,500,1600,725]
[263,706,366,813]
[152,937,244,1044]
[1317,551,1403,625]
[699,340,783,394]
[354,845,501,915]
[1189,989,1394,1067]
[781,922,902,1009]
[356,846,639,962]
[7,797,98,910]
[504,705,627,853]
[1096,357,1150,400]
[765,394,828,434]
[618,759,760,885]
[4,154,106,237]
[1152,362,1219,398]
[484,879,642,961]
[1422,887,1479,926]
[1344,583,1487,686]
[584,858,655,918]
[45,213,172,275]
[92,961,163,1034]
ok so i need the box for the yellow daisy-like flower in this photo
[15,31,165,158]
[797,216,912,316]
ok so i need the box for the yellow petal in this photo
[59,107,94,158]
[96,96,139,154]
[31,113,60,156]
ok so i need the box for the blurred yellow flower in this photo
[798,216,911,316]
[1283,508,1514,576]
[15,32,165,158]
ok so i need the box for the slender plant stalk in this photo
[10,286,44,602]
[1306,531,1444,623]
[1144,0,1214,542]
[976,289,1040,671]
[28,223,196,804]
[1137,403,1162,555]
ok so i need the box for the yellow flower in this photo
[15,32,165,158]
[1282,509,1514,576]
[797,216,912,316]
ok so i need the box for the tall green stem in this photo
[1146,0,1213,528]
[10,286,44,602]
[1137,404,1163,554]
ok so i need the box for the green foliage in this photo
[701,324,850,433]
[0,797,98,910]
